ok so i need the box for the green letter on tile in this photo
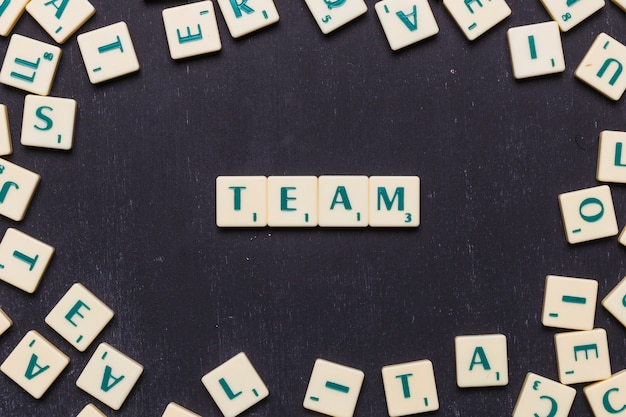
[65,300,91,327]
[603,387,626,414]
[330,186,352,210]
[377,187,405,211]
[469,346,491,371]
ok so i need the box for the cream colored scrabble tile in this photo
[613,0,626,11]
[368,176,419,227]
[381,360,439,416]
[76,343,144,410]
[585,370,626,415]
[555,328,611,385]
[76,403,107,417]
[26,0,95,44]
[539,0,604,32]
[21,95,77,150]
[201,352,269,417]
[542,275,598,331]
[163,1,221,60]
[0,34,62,95]
[162,402,202,417]
[215,0,278,38]
[77,22,140,84]
[216,176,267,227]
[303,359,364,417]
[598,131,626,183]
[0,307,12,336]
[575,33,626,101]
[0,330,69,399]
[620,226,626,246]
[507,22,566,79]
[455,334,508,387]
[375,0,439,51]
[0,228,54,293]
[0,105,12,156]
[303,0,367,34]
[45,283,114,352]
[443,0,510,41]
[0,0,29,36]
[512,372,576,417]
[318,176,368,227]
[558,185,618,244]
[602,276,626,328]
[267,176,318,227]
[0,159,40,221]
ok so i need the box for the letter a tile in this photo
[455,334,508,387]
[26,0,96,44]
[76,343,144,410]
[575,33,626,101]
[0,330,69,399]
[375,0,439,51]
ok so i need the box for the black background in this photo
[0,0,626,416]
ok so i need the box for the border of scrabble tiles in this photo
[162,1,222,60]
[0,228,55,293]
[0,104,12,156]
[26,0,96,44]
[0,307,12,336]
[575,32,626,101]
[76,403,107,417]
[0,0,29,37]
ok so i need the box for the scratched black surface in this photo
[0,0,625,416]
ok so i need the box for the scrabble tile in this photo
[303,358,364,417]
[375,0,439,51]
[0,104,12,156]
[512,372,576,417]
[455,334,508,387]
[558,185,618,244]
[216,176,267,227]
[507,22,566,79]
[598,131,626,183]
[0,307,12,336]
[539,0,604,32]
[368,176,419,227]
[555,328,611,385]
[77,22,140,84]
[0,159,40,221]
[613,0,626,12]
[201,352,269,417]
[267,176,318,227]
[585,369,626,416]
[303,0,368,35]
[21,95,77,151]
[76,343,144,410]
[575,33,626,101]
[0,228,54,293]
[163,1,221,60]
[162,402,202,417]
[0,0,29,36]
[215,0,278,38]
[318,175,368,227]
[26,0,95,44]
[542,275,598,331]
[0,34,62,95]
[45,283,114,352]
[602,276,626,328]
[619,226,626,246]
[76,403,107,417]
[0,330,69,399]
[443,0,511,41]
[381,359,439,416]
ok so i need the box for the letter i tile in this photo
[303,359,364,417]
[507,22,566,79]
[443,0,511,41]
[584,369,626,416]
[575,33,626,101]
[512,373,576,417]
[201,352,269,417]
[0,330,70,399]
[26,0,95,44]
[0,228,54,293]
[45,283,114,352]
[554,328,611,385]
[558,185,618,244]
[76,403,107,417]
[162,402,202,417]
[76,343,144,410]
[381,360,439,416]
[454,334,508,387]
[541,275,598,331]
[0,307,12,336]
[77,22,140,84]
[0,34,62,95]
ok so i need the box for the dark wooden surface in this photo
[0,0,625,416]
